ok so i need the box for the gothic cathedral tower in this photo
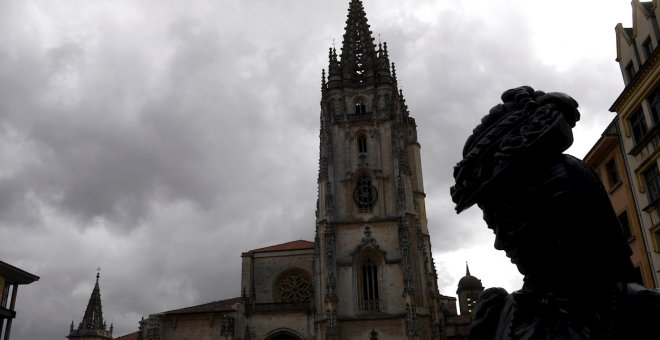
[314,1,446,339]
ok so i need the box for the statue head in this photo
[450,86,634,287]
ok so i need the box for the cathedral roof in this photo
[114,331,139,340]
[248,240,314,253]
[163,297,243,315]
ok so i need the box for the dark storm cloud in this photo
[0,0,629,338]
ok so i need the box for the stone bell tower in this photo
[313,1,446,339]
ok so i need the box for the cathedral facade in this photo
[108,1,478,339]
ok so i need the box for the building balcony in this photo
[0,306,16,319]
[630,123,660,159]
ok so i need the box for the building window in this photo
[606,159,620,188]
[355,98,366,114]
[1,283,9,308]
[467,295,475,314]
[630,110,648,144]
[649,86,660,125]
[358,256,380,311]
[643,37,654,60]
[275,270,312,303]
[354,175,377,213]
[625,62,636,83]
[618,210,632,241]
[357,134,367,153]
[220,315,235,337]
[643,164,660,203]
[654,228,660,252]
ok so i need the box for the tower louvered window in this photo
[359,257,380,311]
[358,134,367,153]
[355,99,366,114]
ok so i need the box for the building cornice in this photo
[610,44,660,116]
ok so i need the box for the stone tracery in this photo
[276,271,312,303]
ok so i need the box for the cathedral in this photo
[68,1,482,339]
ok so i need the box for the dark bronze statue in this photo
[450,86,660,339]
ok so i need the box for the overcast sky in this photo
[0,0,633,338]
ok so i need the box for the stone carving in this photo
[405,303,418,336]
[324,224,337,299]
[326,309,338,339]
[398,217,414,295]
[277,272,312,303]
[450,86,660,339]
[351,225,386,257]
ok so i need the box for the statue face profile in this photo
[450,86,633,285]
[476,162,571,279]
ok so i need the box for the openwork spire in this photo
[68,272,112,339]
[80,272,105,330]
[339,0,377,84]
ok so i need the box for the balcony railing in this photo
[630,122,660,157]
[361,299,381,312]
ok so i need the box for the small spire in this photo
[383,42,388,56]
[340,0,378,83]
[80,271,106,330]
[466,261,471,276]
[70,320,74,332]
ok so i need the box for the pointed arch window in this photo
[357,134,367,154]
[354,175,377,213]
[355,98,366,114]
[357,255,381,312]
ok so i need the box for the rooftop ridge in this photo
[248,240,315,253]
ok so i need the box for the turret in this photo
[456,262,484,315]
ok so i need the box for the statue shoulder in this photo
[469,287,510,340]
[627,283,660,314]
[612,283,660,338]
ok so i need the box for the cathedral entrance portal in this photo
[264,329,303,340]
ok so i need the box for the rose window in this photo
[277,273,312,303]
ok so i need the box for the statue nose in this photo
[494,236,505,250]
[493,230,510,251]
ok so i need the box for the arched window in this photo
[355,98,366,114]
[357,256,381,311]
[274,269,312,303]
[357,134,367,154]
[353,175,377,213]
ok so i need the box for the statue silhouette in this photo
[450,86,660,339]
